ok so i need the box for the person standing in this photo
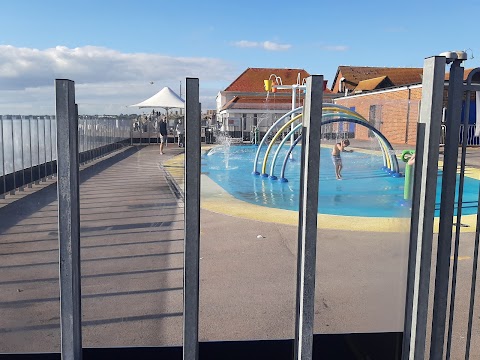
[159,118,168,155]
[331,139,353,180]
[176,120,185,147]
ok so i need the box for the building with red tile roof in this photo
[331,66,423,94]
[333,67,480,146]
[216,68,336,140]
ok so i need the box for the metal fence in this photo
[439,124,479,147]
[0,114,131,197]
[52,76,327,360]
[459,124,480,146]
[6,67,480,359]
[403,57,480,360]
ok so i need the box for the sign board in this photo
[228,118,240,126]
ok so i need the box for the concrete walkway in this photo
[0,145,185,352]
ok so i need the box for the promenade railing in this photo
[0,114,131,197]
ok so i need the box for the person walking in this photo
[176,120,185,147]
[159,118,168,155]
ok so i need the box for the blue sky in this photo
[1,0,479,114]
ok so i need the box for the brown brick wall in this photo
[335,87,422,146]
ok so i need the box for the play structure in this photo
[252,76,400,182]
[252,104,401,182]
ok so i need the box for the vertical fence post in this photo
[36,117,40,184]
[429,58,465,360]
[49,116,54,178]
[78,119,82,164]
[84,118,87,163]
[463,69,480,360]
[19,117,25,191]
[183,77,200,360]
[445,69,476,359]
[87,118,91,162]
[42,116,47,181]
[148,117,151,145]
[94,118,97,159]
[0,116,5,198]
[466,182,480,360]
[28,116,33,187]
[55,79,82,360]
[401,56,446,360]
[10,116,16,195]
[294,75,323,360]
[95,118,98,157]
[103,120,106,155]
[111,120,114,150]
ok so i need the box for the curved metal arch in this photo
[279,117,400,181]
[260,108,374,177]
[279,135,303,181]
[253,104,368,174]
[318,112,390,169]
[269,123,303,179]
[260,114,303,176]
[252,106,303,174]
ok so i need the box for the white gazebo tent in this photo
[131,86,185,119]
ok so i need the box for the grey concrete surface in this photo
[0,145,185,352]
[0,143,478,359]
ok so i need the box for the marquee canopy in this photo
[130,86,185,109]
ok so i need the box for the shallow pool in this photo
[202,145,479,218]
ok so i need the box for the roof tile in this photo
[225,68,311,93]
[336,66,423,90]
[220,95,295,111]
[354,76,394,91]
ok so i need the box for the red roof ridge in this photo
[224,68,311,92]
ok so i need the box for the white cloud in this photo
[322,45,348,52]
[233,40,259,48]
[0,45,236,114]
[262,41,291,51]
[232,40,292,51]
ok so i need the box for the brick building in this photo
[334,84,423,145]
[333,68,480,146]
[327,66,424,145]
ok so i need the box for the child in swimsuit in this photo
[331,139,352,179]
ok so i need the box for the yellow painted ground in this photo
[163,146,478,233]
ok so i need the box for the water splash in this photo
[206,132,237,169]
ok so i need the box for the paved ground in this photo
[0,145,185,352]
[0,142,478,359]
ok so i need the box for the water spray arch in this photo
[252,106,303,175]
[276,118,400,182]
[252,104,400,180]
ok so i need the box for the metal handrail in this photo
[0,115,131,196]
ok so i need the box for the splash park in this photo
[200,104,480,232]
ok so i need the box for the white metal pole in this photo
[290,85,298,159]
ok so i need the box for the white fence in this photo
[0,115,131,177]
